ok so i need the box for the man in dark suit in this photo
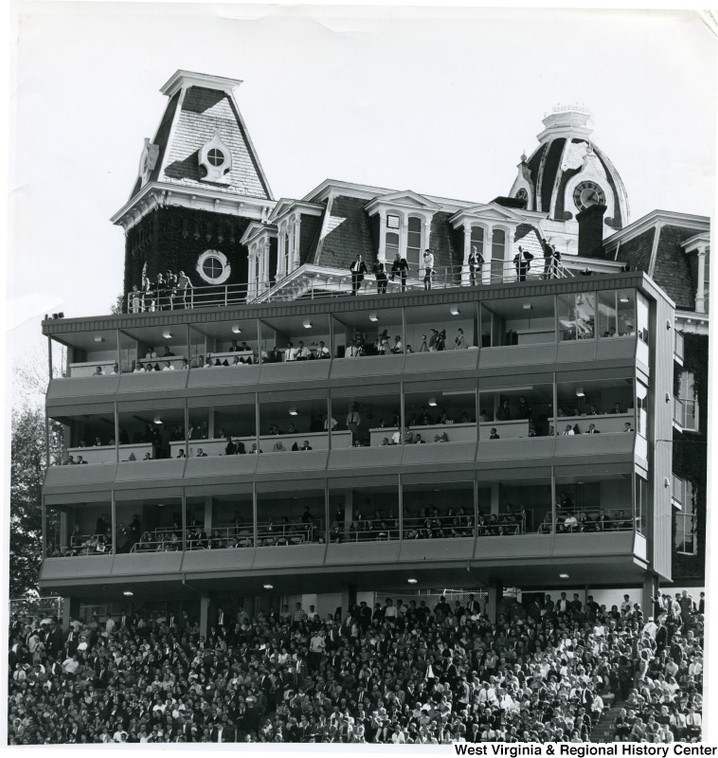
[586,423,601,434]
[350,254,367,295]
[391,252,409,290]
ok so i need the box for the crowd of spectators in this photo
[8,588,703,744]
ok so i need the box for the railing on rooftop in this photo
[126,260,575,313]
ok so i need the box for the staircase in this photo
[590,698,623,743]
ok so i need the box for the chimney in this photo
[576,204,607,258]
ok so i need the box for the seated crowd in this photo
[8,590,703,744]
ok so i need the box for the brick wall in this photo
[123,206,252,299]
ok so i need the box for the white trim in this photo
[160,70,243,98]
[604,210,710,250]
[196,250,231,285]
[268,199,324,225]
[111,182,276,232]
[647,222,664,277]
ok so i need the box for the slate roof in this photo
[130,85,271,201]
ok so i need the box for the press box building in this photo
[38,71,710,629]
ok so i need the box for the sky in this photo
[6,3,718,372]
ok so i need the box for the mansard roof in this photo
[125,70,273,204]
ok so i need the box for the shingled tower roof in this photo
[126,70,272,202]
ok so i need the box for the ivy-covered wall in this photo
[672,331,709,583]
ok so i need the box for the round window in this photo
[207,148,225,167]
[196,250,231,285]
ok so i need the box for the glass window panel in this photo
[329,480,399,542]
[598,291,617,338]
[481,296,555,347]
[402,480,474,539]
[556,376,634,431]
[385,231,400,260]
[46,498,113,557]
[257,487,326,546]
[259,396,329,452]
[404,382,476,444]
[616,289,636,337]
[479,384,553,439]
[637,293,650,343]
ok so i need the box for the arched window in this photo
[491,229,506,282]
[470,227,485,260]
[385,231,400,260]
[406,216,423,267]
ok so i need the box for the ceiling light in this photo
[575,388,585,397]
[522,303,533,310]
[302,320,312,329]
[263,584,274,590]
[619,296,630,303]
[123,590,134,597]
[153,415,163,425]
[232,325,242,334]
[559,573,569,579]
[407,578,418,584]
[289,407,298,416]
[450,307,460,316]
[428,397,437,407]
[162,330,172,339]
[369,313,378,322]
[94,336,104,343]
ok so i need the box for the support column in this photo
[62,597,81,631]
[204,497,213,532]
[462,221,472,286]
[291,214,301,271]
[486,579,503,623]
[341,584,357,615]
[247,248,257,301]
[642,573,659,618]
[378,210,387,264]
[482,226,493,284]
[490,483,500,516]
[695,246,707,313]
[200,594,211,638]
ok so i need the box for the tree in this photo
[9,400,63,598]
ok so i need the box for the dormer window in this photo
[366,191,439,268]
[198,132,232,185]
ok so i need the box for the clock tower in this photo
[508,105,630,255]
[111,70,275,308]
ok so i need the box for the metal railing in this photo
[537,513,636,534]
[126,260,575,312]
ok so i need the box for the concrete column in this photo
[486,580,503,623]
[378,210,387,264]
[695,247,707,313]
[204,497,213,532]
[62,597,81,631]
[642,573,659,618]
[341,584,357,616]
[462,221,472,286]
[482,226,493,284]
[343,490,353,539]
[207,409,215,440]
[200,595,211,638]
[490,483,500,516]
